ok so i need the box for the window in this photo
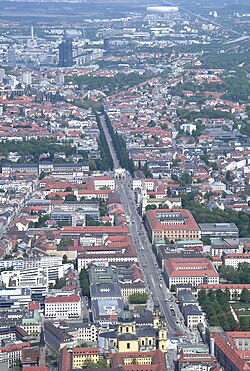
[127,343,130,349]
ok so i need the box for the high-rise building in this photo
[31,25,34,41]
[7,48,16,68]
[55,73,65,85]
[58,39,73,67]
[22,72,32,85]
[103,38,110,53]
[0,68,5,83]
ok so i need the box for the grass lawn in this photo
[239,311,250,316]
[231,302,250,311]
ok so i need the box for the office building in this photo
[145,209,201,242]
[199,223,239,238]
[177,344,218,371]
[7,48,16,68]
[164,256,219,288]
[58,39,73,67]
[44,294,81,320]
[224,253,250,268]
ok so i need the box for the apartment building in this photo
[182,304,205,331]
[66,322,98,346]
[177,345,218,371]
[72,347,99,368]
[0,341,30,368]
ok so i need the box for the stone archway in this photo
[114,168,127,179]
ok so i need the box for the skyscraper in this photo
[7,48,16,68]
[103,38,110,54]
[31,26,34,41]
[58,39,73,67]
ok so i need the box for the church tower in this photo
[117,304,138,353]
[158,313,167,353]
[117,304,136,335]
[153,303,161,329]
[38,327,46,366]
[153,303,167,352]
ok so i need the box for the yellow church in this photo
[98,304,167,353]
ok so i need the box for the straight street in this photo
[99,113,200,368]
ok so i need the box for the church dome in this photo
[118,304,134,323]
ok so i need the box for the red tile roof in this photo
[198,284,250,290]
[45,294,80,303]
[224,253,250,259]
[165,257,218,278]
[0,341,30,352]
[212,332,250,370]
[73,347,99,355]
[23,367,49,371]
[108,349,165,371]
[146,208,200,231]
[28,301,40,311]
[60,226,129,234]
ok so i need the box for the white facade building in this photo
[92,177,115,190]
[224,253,250,269]
[44,294,81,319]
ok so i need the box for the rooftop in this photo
[45,294,80,304]
[146,208,200,231]
[165,257,219,278]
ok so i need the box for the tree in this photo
[179,172,192,185]
[170,284,176,292]
[240,288,249,303]
[79,268,90,296]
[225,170,234,182]
[164,237,170,244]
[59,238,73,247]
[4,254,12,260]
[181,196,250,238]
[65,194,77,201]
[53,277,65,289]
[198,289,207,304]
[145,204,157,211]
[198,289,237,330]
[209,316,220,326]
[128,293,148,304]
[240,316,249,330]
[225,288,230,301]
[47,194,63,200]
[220,315,230,330]
[39,171,46,180]
[86,215,99,226]
[95,112,114,171]
[99,200,108,217]
[65,186,73,192]
[62,254,68,264]
[225,314,237,331]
